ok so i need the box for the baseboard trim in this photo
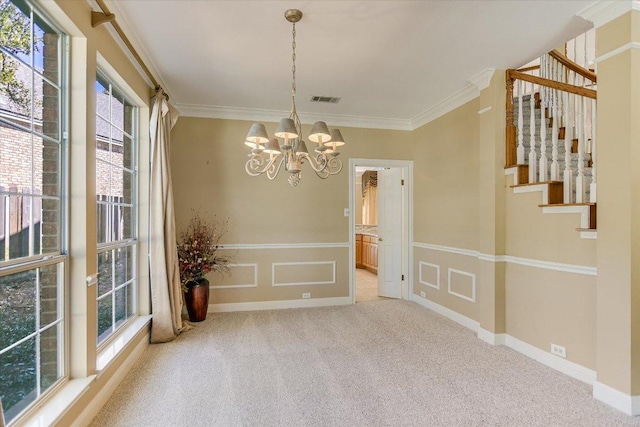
[504,335,596,385]
[409,294,479,333]
[593,381,640,416]
[478,327,506,346]
[209,296,352,312]
[70,329,150,427]
[409,296,596,387]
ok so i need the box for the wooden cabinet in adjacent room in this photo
[355,234,364,268]
[360,235,378,274]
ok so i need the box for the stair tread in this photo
[539,203,596,207]
[511,180,563,189]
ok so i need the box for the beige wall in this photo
[413,99,480,250]
[595,11,640,395]
[505,264,596,369]
[413,247,478,321]
[170,117,412,302]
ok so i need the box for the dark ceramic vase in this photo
[184,277,210,322]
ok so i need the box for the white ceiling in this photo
[104,0,595,130]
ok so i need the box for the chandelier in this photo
[244,9,346,187]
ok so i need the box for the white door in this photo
[377,168,403,299]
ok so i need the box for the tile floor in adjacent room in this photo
[356,268,387,302]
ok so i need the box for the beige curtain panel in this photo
[149,90,183,343]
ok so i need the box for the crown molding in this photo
[175,103,414,131]
[468,68,495,91]
[578,0,640,28]
[410,83,479,130]
[99,0,172,95]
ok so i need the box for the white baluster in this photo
[517,80,525,164]
[528,82,537,183]
[539,76,548,181]
[551,86,560,181]
[576,94,586,203]
[590,98,597,202]
[563,91,574,203]
[584,30,588,71]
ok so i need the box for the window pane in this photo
[114,287,127,328]
[0,128,33,191]
[0,0,31,64]
[0,337,37,422]
[122,170,134,204]
[39,263,60,326]
[0,54,33,126]
[121,206,133,240]
[40,322,61,392]
[114,246,133,286]
[112,140,124,169]
[40,197,59,254]
[111,123,124,147]
[127,281,135,320]
[0,269,36,347]
[38,139,60,197]
[34,76,59,140]
[110,90,125,135]
[97,251,112,297]
[34,17,59,82]
[123,134,133,170]
[7,194,31,260]
[97,296,112,344]
[96,160,111,204]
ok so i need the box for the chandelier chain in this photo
[291,22,297,114]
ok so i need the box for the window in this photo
[0,0,66,423]
[95,72,138,345]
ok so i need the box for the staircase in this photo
[505,38,597,240]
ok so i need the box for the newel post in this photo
[505,71,517,167]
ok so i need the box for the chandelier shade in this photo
[308,121,332,143]
[243,9,346,187]
[275,118,299,139]
[264,138,282,154]
[245,123,269,148]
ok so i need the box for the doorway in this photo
[349,159,413,304]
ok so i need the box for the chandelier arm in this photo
[245,154,283,176]
[325,156,343,175]
[308,155,342,177]
[266,156,286,180]
[297,153,328,173]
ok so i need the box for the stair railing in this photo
[506,42,597,204]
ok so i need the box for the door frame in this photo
[349,158,413,304]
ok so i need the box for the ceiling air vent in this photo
[310,95,341,104]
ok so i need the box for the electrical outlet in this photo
[551,343,566,358]
[302,292,311,299]
[420,291,426,298]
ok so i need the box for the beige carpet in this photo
[91,300,640,426]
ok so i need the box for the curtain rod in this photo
[91,0,165,97]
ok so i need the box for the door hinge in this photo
[401,179,405,186]
[401,274,405,281]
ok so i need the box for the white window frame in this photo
[94,71,139,349]
[0,0,68,423]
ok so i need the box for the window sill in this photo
[97,315,152,371]
[15,315,152,427]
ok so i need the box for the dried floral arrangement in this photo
[177,212,233,289]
